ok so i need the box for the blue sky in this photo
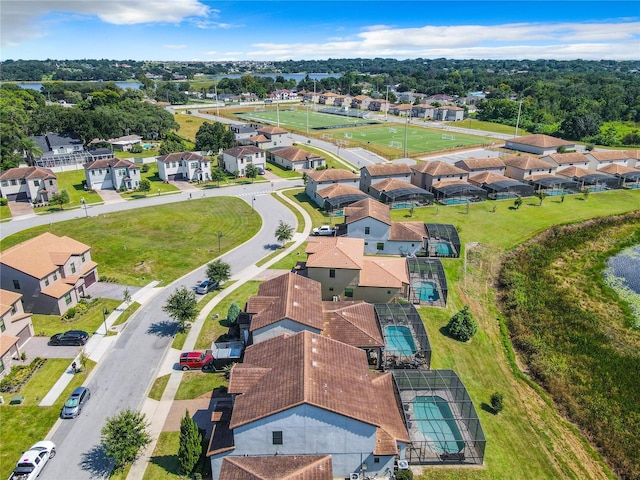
[1,1,639,61]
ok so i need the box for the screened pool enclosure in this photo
[406,257,448,307]
[424,223,461,258]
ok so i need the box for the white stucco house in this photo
[305,168,361,205]
[0,166,58,203]
[360,163,412,195]
[504,134,575,156]
[83,157,141,190]
[268,146,325,171]
[0,290,34,378]
[221,146,266,177]
[156,152,211,182]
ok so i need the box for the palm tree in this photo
[275,221,294,247]
[21,137,43,164]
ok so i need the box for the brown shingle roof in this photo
[360,257,409,288]
[363,163,411,177]
[229,331,409,447]
[224,146,263,157]
[271,146,323,163]
[0,166,57,181]
[544,152,589,165]
[219,455,333,480]
[306,169,359,182]
[598,163,639,175]
[0,289,22,317]
[0,232,91,279]
[305,237,364,269]
[0,334,19,357]
[258,126,288,135]
[157,152,206,163]
[83,157,139,170]
[509,134,574,148]
[502,155,554,169]
[321,301,383,348]
[431,179,471,189]
[411,160,467,176]
[248,134,270,143]
[587,150,630,162]
[454,157,506,171]
[247,273,324,332]
[557,166,591,178]
[316,184,365,199]
[468,171,510,185]
[368,178,420,193]
[343,198,391,225]
[389,221,427,242]
[625,150,640,160]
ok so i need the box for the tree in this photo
[206,259,231,285]
[446,305,478,342]
[245,163,259,183]
[490,392,505,414]
[211,166,226,186]
[21,137,43,164]
[513,197,523,210]
[49,189,70,209]
[123,287,132,307]
[194,121,233,153]
[227,302,240,324]
[582,188,590,201]
[275,220,294,247]
[163,286,198,332]
[535,191,547,206]
[100,408,151,471]
[178,410,201,475]
[138,179,151,193]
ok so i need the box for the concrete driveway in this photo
[86,282,140,301]
[21,336,82,359]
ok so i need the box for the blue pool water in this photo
[443,198,469,205]
[392,202,416,209]
[385,325,417,355]
[412,281,440,302]
[413,396,465,454]
[433,242,454,256]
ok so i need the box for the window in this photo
[10,179,17,186]
[49,180,54,185]
[81,253,86,262]
[1,180,7,186]
[92,170,95,176]
[329,287,334,292]
[99,169,103,175]
[272,431,283,445]
[329,269,336,278]
[364,227,370,235]
[377,242,385,251]
[70,263,76,273]
[12,280,20,290]
[64,293,72,305]
[0,358,4,374]
[34,180,40,186]
[44,277,50,286]
[0,318,5,332]
[53,272,58,280]
[345,288,354,298]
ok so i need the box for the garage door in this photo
[85,271,97,287]
[16,325,32,348]
[7,192,28,201]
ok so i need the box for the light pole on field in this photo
[464,242,480,286]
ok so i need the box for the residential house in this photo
[412,104,436,119]
[314,184,369,214]
[0,290,34,378]
[502,155,556,182]
[597,163,640,189]
[368,99,390,113]
[333,94,352,108]
[229,124,261,145]
[454,157,506,175]
[83,157,141,191]
[30,132,86,167]
[247,126,292,149]
[351,95,372,110]
[540,152,591,170]
[388,104,414,117]
[302,91,320,104]
[156,152,211,182]
[556,166,619,191]
[468,172,534,199]
[425,94,455,104]
[368,178,434,207]
[584,150,634,171]
[434,106,465,121]
[360,163,412,195]
[305,168,360,204]
[318,92,339,105]
[0,232,98,315]
[221,146,266,177]
[410,161,469,190]
[218,456,333,480]
[504,134,575,156]
[268,146,325,171]
[304,236,409,302]
[106,135,142,152]
[0,166,58,203]
[625,150,640,168]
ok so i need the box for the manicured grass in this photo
[0,197,262,287]
[121,163,179,198]
[0,204,11,220]
[235,107,375,130]
[274,188,306,232]
[268,242,308,271]
[148,374,170,401]
[265,160,304,179]
[31,298,121,337]
[111,301,141,327]
[171,330,188,350]
[143,431,182,480]
[175,371,227,401]
[255,241,294,267]
[173,112,211,142]
[452,118,530,136]
[53,168,103,208]
[114,146,160,159]
[0,358,95,480]
[282,188,339,228]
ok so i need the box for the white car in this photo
[312,225,336,236]
[9,440,56,480]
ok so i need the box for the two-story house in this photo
[268,146,325,171]
[0,166,58,203]
[0,233,98,315]
[221,146,266,177]
[351,95,372,110]
[30,132,86,167]
[434,106,465,121]
[504,134,575,156]
[368,99,390,113]
[540,152,591,170]
[157,152,211,182]
[584,150,634,171]
[360,163,412,195]
[247,126,292,149]
[0,290,34,378]
[228,123,261,145]
[305,169,360,205]
[410,161,468,190]
[454,157,506,175]
[318,92,339,105]
[412,104,436,119]
[388,104,414,117]
[83,157,141,191]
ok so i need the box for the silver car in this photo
[61,386,91,419]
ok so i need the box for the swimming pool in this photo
[413,396,465,454]
[412,281,440,302]
[432,242,454,256]
[385,325,417,356]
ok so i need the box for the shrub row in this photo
[0,357,47,393]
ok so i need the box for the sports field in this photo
[235,107,376,130]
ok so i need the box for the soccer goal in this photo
[389,127,398,134]
[442,134,456,141]
[389,141,403,149]
[344,133,352,139]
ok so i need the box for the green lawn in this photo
[121,163,179,198]
[31,298,121,337]
[235,107,376,130]
[0,204,11,220]
[0,197,262,287]
[148,374,171,401]
[452,118,530,136]
[142,432,182,480]
[175,371,227,400]
[54,168,103,208]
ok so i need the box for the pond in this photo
[604,244,640,321]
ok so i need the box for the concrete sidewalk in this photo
[39,281,163,407]
[126,187,312,480]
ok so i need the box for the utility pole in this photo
[514,99,523,137]
[404,116,409,158]
[214,82,220,117]
[385,85,389,122]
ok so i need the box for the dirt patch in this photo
[133,261,153,275]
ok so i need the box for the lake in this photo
[605,244,640,321]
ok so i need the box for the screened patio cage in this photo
[323,193,369,214]
[378,187,435,208]
[406,257,448,307]
[424,223,461,258]
[572,172,620,191]
[620,170,640,189]
[528,176,579,196]
[374,303,431,370]
[482,179,534,200]
[432,183,488,205]
[393,369,486,466]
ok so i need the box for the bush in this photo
[446,305,478,342]
[226,302,240,324]
[140,163,150,173]
[490,392,505,413]
[130,144,144,154]
[395,470,414,480]
[0,197,8,206]
[62,307,77,320]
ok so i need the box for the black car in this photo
[49,330,89,346]
[61,386,91,418]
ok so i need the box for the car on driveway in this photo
[196,280,219,294]
[8,440,56,480]
[312,225,336,236]
[49,330,89,346]
[61,386,91,419]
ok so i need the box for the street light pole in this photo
[251,197,255,211]
[464,242,480,286]
[81,197,88,218]
[102,307,109,335]
[217,231,223,252]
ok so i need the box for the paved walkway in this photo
[125,187,312,480]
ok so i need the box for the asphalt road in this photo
[17,183,300,480]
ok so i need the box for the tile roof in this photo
[321,301,383,348]
[83,157,139,170]
[524,173,560,182]
[316,184,366,199]
[508,134,574,147]
[0,334,19,357]
[587,150,631,162]
[228,331,409,448]
[246,273,324,332]
[306,169,359,182]
[219,455,333,480]
[224,146,263,157]
[411,160,467,176]
[363,163,412,177]
[0,166,57,181]
[0,289,22,317]
[360,256,409,288]
[271,146,323,162]
[557,166,592,178]
[625,150,640,160]
[502,155,555,169]
[248,134,270,143]
[0,232,91,279]
[305,237,364,269]
[598,163,639,175]
[388,221,428,241]
[258,126,289,135]
[343,198,391,225]
[468,171,511,185]
[454,157,506,171]
[157,152,206,162]
[543,152,589,165]
[368,178,421,193]
[431,179,471,189]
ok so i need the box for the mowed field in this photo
[235,107,376,130]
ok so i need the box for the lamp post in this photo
[464,242,480,285]
[102,307,109,335]
[157,188,160,196]
[217,231,223,252]
[251,197,255,211]
[385,85,389,122]
[81,197,88,218]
